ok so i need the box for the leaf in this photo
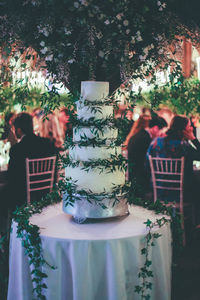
[146,282,153,290]
[145,260,152,267]
[141,248,147,255]
[144,219,152,227]
[147,271,153,277]
[153,233,162,239]
[135,285,142,293]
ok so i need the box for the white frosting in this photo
[65,166,125,194]
[65,81,125,198]
[81,81,109,101]
[69,146,121,161]
[73,127,118,142]
[77,104,113,121]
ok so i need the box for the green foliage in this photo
[131,196,183,299]
[11,187,62,300]
[0,83,73,115]
[0,0,198,93]
[40,88,75,115]
[0,2,195,298]
[0,180,183,300]
[0,73,185,300]
[62,153,127,173]
[138,77,200,116]
[131,196,183,252]
[62,176,131,208]
[135,216,168,299]
[73,116,117,132]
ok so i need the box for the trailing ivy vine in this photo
[62,153,127,173]
[62,177,131,208]
[0,188,182,300]
[135,217,169,299]
[11,187,62,300]
[129,196,183,299]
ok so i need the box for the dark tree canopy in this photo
[0,0,200,93]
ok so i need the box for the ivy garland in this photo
[135,217,169,299]
[61,153,127,173]
[73,116,117,131]
[62,177,131,208]
[77,96,118,107]
[0,188,182,300]
[11,187,62,300]
[129,197,183,299]
[63,90,136,151]
[65,134,123,148]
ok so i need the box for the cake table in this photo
[7,203,172,300]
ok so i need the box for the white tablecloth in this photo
[7,203,172,300]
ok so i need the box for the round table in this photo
[7,203,172,300]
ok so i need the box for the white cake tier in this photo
[77,103,113,121]
[69,146,121,161]
[73,126,118,142]
[81,81,109,101]
[65,166,125,194]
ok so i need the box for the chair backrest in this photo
[26,156,56,204]
[149,155,185,205]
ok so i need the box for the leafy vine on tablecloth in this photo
[1,180,182,300]
[11,187,62,300]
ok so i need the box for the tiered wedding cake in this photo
[63,81,128,219]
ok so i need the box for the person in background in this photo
[146,115,200,209]
[38,112,64,152]
[141,107,151,119]
[38,112,67,181]
[7,112,56,210]
[128,115,167,198]
[58,108,73,140]
[125,109,134,134]
[191,115,200,138]
[32,107,43,135]
[1,112,17,146]
[157,107,174,128]
[190,116,197,137]
[123,114,151,149]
